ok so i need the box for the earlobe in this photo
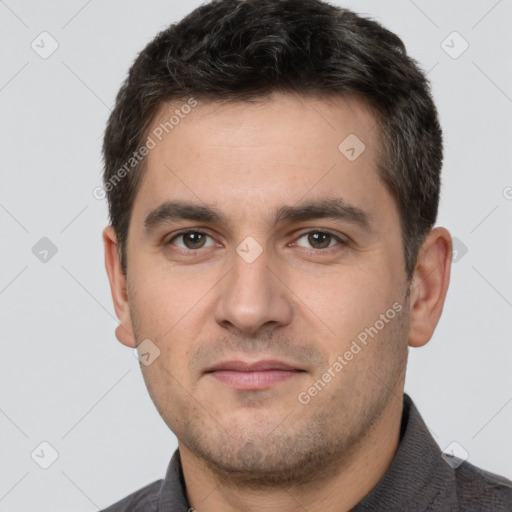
[407,227,452,348]
[102,226,137,348]
[115,322,136,348]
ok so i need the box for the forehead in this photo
[132,93,391,229]
[147,93,379,159]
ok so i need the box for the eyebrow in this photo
[143,198,374,235]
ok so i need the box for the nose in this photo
[213,248,294,336]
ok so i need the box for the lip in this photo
[205,359,305,390]
[205,359,299,372]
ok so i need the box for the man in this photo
[100,0,512,510]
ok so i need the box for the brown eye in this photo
[295,231,345,250]
[169,231,214,250]
[308,232,331,249]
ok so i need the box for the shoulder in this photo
[100,479,163,512]
[453,459,512,511]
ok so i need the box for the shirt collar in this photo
[351,393,456,510]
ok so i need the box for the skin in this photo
[103,92,452,512]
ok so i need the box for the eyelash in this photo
[165,229,348,256]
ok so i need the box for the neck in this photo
[180,393,404,512]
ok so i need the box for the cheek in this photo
[290,266,393,340]
[129,271,212,378]
[128,267,202,335]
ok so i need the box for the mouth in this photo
[204,359,306,390]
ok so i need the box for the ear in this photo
[407,227,452,348]
[103,226,137,348]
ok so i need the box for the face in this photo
[115,93,413,485]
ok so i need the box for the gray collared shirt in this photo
[100,394,512,511]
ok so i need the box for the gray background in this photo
[1,0,511,510]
